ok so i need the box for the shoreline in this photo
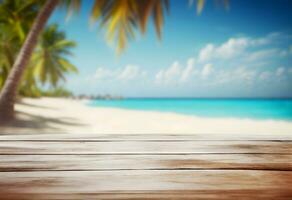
[88,102,292,123]
[1,97,292,135]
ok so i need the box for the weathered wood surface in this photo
[1,133,292,140]
[1,154,291,171]
[1,170,292,199]
[1,141,291,154]
[0,134,291,199]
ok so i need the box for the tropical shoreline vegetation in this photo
[0,0,171,121]
[0,0,77,99]
[0,0,220,121]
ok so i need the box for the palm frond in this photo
[90,0,169,53]
[58,0,81,20]
[32,24,78,87]
[196,0,205,14]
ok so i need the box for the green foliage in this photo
[63,0,169,53]
[1,0,226,98]
[19,24,78,97]
[32,24,78,87]
[0,0,43,88]
[0,0,44,42]
[19,64,42,97]
[0,0,77,97]
[62,0,227,53]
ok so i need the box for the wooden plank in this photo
[0,141,291,154]
[0,133,291,141]
[0,170,291,199]
[2,190,291,200]
[0,154,292,171]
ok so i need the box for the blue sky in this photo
[49,0,292,97]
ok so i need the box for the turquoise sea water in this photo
[88,98,292,120]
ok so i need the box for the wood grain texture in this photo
[0,170,291,199]
[1,133,292,141]
[0,134,291,199]
[0,154,291,171]
[0,141,291,154]
[1,190,292,200]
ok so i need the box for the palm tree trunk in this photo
[0,0,59,122]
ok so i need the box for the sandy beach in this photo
[1,97,292,134]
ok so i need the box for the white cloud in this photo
[249,32,281,46]
[235,67,257,82]
[213,66,288,84]
[94,67,114,80]
[201,63,213,78]
[94,65,145,81]
[198,38,250,62]
[198,33,285,63]
[155,71,163,82]
[213,67,257,85]
[198,44,215,62]
[246,49,280,62]
[155,61,181,84]
[276,67,285,76]
[71,29,292,99]
[165,62,181,80]
[217,38,249,59]
[278,45,292,57]
[118,65,146,80]
[93,32,291,95]
[180,58,195,82]
[259,71,272,81]
[155,59,200,85]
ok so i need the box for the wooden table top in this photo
[0,133,291,199]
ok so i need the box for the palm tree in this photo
[0,1,76,98]
[32,24,77,88]
[0,0,42,88]
[0,0,44,42]
[0,0,58,121]
[19,24,77,97]
[19,63,40,97]
[0,25,16,88]
[0,0,212,121]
